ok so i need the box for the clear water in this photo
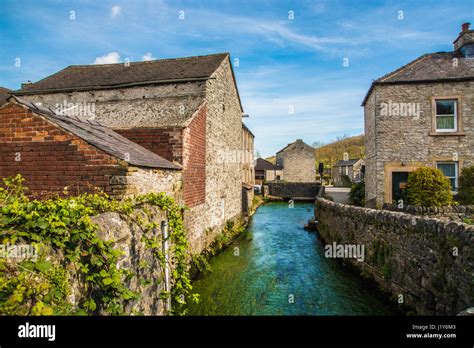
[188,202,401,315]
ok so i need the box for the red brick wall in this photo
[182,104,206,207]
[114,128,183,164]
[0,104,124,196]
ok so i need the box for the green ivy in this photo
[0,174,195,316]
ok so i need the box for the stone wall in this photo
[364,81,474,207]
[203,57,243,233]
[19,83,205,128]
[89,206,168,315]
[315,197,474,315]
[268,182,320,199]
[110,167,182,202]
[382,203,474,223]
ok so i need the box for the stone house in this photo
[332,158,365,186]
[276,139,315,182]
[241,123,255,215]
[12,53,250,254]
[0,96,181,199]
[362,23,474,207]
[254,158,283,184]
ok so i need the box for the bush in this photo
[457,165,474,205]
[341,175,352,188]
[406,167,453,207]
[349,181,365,206]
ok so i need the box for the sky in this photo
[0,0,473,157]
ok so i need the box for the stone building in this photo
[363,23,474,207]
[241,123,255,216]
[254,158,283,184]
[0,87,11,105]
[332,158,365,186]
[0,96,181,199]
[276,139,315,182]
[12,53,250,254]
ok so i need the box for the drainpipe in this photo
[161,220,172,314]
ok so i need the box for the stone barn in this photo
[276,139,315,182]
[0,96,181,199]
[13,53,249,254]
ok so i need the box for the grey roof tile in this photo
[15,53,229,94]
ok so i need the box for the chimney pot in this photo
[462,22,471,32]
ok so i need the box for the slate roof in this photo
[334,159,362,167]
[362,51,474,105]
[255,158,281,171]
[0,87,11,105]
[8,96,180,170]
[276,139,314,154]
[14,53,229,94]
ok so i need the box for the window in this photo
[436,162,458,191]
[345,166,349,176]
[435,99,457,132]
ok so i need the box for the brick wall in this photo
[0,104,124,196]
[115,127,183,163]
[182,104,206,207]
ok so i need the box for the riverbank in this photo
[188,202,401,315]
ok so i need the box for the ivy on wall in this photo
[0,174,196,316]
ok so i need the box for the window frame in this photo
[435,99,457,132]
[431,97,463,134]
[436,161,458,192]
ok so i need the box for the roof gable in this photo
[277,139,313,154]
[15,53,229,94]
[6,96,180,170]
[362,51,474,106]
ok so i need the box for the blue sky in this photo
[0,0,473,156]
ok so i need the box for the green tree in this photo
[457,165,474,205]
[406,167,453,207]
[349,181,365,206]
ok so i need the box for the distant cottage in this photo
[3,53,253,254]
[276,139,315,182]
[363,23,474,207]
[254,158,283,184]
[332,158,365,186]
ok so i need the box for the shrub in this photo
[341,175,352,188]
[349,181,365,206]
[457,165,474,205]
[406,167,453,207]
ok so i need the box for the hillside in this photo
[315,134,365,170]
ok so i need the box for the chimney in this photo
[454,22,474,55]
[21,80,32,89]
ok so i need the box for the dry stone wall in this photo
[315,197,474,315]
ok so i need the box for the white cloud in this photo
[111,5,121,18]
[142,52,155,61]
[94,52,120,64]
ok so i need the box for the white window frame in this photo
[435,99,457,132]
[436,162,458,191]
